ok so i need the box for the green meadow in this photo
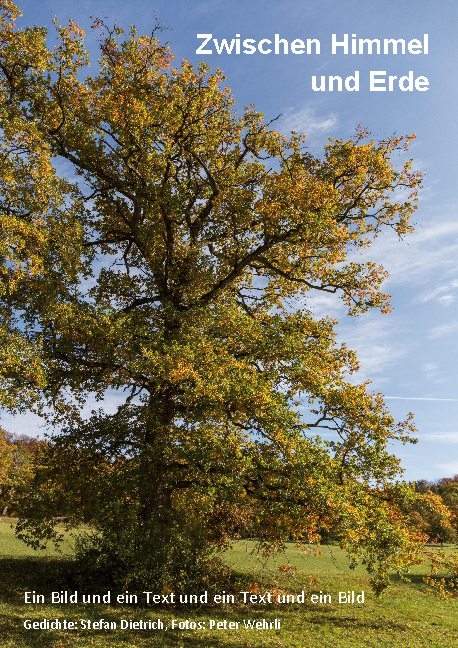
[0,518,456,648]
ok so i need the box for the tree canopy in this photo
[0,1,433,592]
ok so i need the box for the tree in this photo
[1,1,429,592]
[412,476,458,541]
[408,488,456,545]
[0,427,42,515]
[434,476,458,533]
[0,427,16,514]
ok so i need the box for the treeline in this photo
[317,476,457,546]
[1,426,456,547]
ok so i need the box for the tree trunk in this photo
[138,389,176,526]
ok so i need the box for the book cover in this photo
[1,1,457,646]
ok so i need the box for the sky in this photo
[2,0,458,482]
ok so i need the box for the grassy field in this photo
[0,517,456,647]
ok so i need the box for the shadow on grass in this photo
[0,556,74,601]
[0,557,276,647]
[0,620,257,648]
[0,557,65,646]
[0,614,71,648]
[0,556,416,647]
[389,571,429,591]
[1,616,249,648]
[0,612,269,648]
[306,611,406,632]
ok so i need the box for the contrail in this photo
[385,396,458,402]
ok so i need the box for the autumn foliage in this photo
[1,1,452,593]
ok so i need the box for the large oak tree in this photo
[1,1,426,591]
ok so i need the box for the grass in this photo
[0,517,457,647]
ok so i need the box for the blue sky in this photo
[3,0,458,481]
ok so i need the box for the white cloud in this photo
[416,278,458,306]
[304,290,344,318]
[429,320,458,339]
[336,316,409,383]
[422,432,458,444]
[412,220,458,243]
[437,294,455,307]
[349,219,458,290]
[436,462,458,475]
[281,104,337,136]
[421,362,439,380]
[384,396,458,401]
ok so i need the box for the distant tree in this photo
[435,476,458,531]
[0,427,43,515]
[0,428,14,514]
[415,476,458,539]
[0,2,436,592]
[413,479,431,494]
[408,487,456,545]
